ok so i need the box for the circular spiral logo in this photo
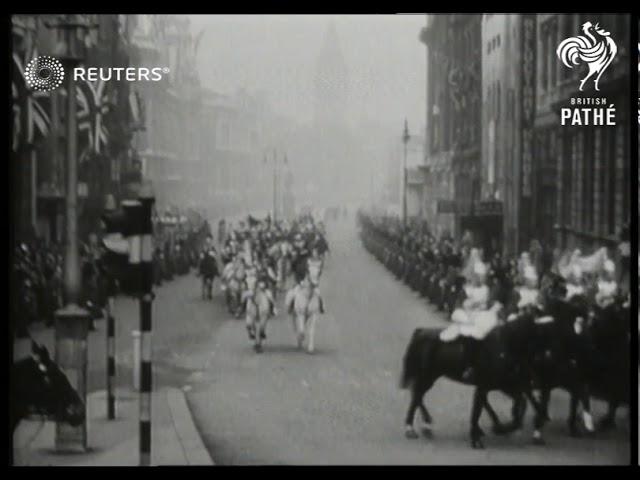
[24,56,65,92]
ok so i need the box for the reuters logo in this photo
[25,56,65,92]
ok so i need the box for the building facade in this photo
[480,13,537,257]
[533,14,630,252]
[421,14,482,240]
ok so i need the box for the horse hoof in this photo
[306,348,314,355]
[492,424,510,436]
[254,344,262,353]
[421,426,434,438]
[471,438,484,449]
[569,428,581,438]
[597,418,615,432]
[532,436,546,446]
[405,427,419,439]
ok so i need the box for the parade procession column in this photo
[45,14,97,453]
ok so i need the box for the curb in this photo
[166,388,214,465]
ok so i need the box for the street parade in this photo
[10,13,633,466]
[358,211,631,448]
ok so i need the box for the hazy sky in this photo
[188,14,426,134]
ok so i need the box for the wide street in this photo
[162,215,629,465]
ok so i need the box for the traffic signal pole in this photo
[129,185,155,466]
[103,195,117,420]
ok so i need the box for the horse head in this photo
[12,341,85,433]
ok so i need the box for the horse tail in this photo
[400,328,426,390]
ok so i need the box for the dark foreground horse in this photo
[400,316,541,449]
[10,341,85,437]
[521,297,594,443]
[584,298,630,431]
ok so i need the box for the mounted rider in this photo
[595,258,618,309]
[440,252,502,381]
[286,239,326,315]
[198,237,219,298]
[506,263,544,322]
[256,255,278,317]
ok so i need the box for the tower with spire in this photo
[313,20,348,131]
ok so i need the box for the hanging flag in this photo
[12,48,51,150]
[77,78,111,153]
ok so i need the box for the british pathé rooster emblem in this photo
[556,21,617,91]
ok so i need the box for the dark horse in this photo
[583,296,630,431]
[400,312,542,449]
[477,272,597,444]
[11,341,85,437]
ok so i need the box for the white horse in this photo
[286,278,321,354]
[244,274,271,353]
[556,246,609,278]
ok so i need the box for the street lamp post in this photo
[402,119,410,227]
[265,149,288,223]
[45,14,97,453]
[273,149,278,222]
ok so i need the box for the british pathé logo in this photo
[560,97,615,126]
[556,21,617,92]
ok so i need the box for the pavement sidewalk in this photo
[13,387,213,466]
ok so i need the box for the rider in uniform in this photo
[506,265,543,321]
[595,259,618,309]
[257,255,278,317]
[306,246,326,314]
[446,259,501,381]
[199,240,219,299]
[565,264,586,302]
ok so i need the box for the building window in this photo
[550,21,557,87]
[541,27,548,91]
[496,82,500,120]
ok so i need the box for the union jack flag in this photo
[75,78,112,157]
[12,48,51,151]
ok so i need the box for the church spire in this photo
[314,19,348,128]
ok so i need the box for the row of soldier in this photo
[359,210,630,439]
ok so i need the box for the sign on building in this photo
[437,199,457,214]
[521,14,536,198]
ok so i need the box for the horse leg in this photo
[418,400,434,437]
[525,387,549,445]
[245,306,256,343]
[578,386,594,434]
[296,313,305,349]
[470,388,487,449]
[405,379,432,439]
[568,389,581,437]
[306,312,317,354]
[483,396,510,435]
[598,401,618,431]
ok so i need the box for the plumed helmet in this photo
[603,259,615,274]
[473,261,487,278]
[570,264,583,280]
[524,265,538,282]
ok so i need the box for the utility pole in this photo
[402,119,410,227]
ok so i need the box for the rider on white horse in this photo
[307,247,325,314]
[286,245,326,315]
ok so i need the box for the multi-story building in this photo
[12,14,133,243]
[480,13,538,257]
[420,14,482,240]
[534,14,630,252]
